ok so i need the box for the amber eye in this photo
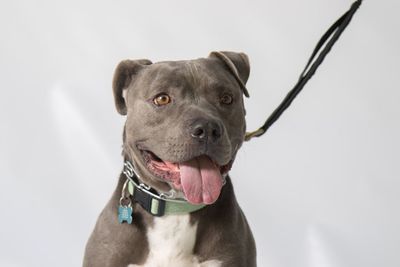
[153,93,171,106]
[220,94,233,105]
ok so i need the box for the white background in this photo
[1,0,399,266]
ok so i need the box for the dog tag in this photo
[118,178,133,224]
[118,205,133,224]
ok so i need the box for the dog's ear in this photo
[209,51,250,97]
[112,59,152,115]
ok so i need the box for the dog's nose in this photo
[190,119,223,142]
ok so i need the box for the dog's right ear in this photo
[112,59,152,115]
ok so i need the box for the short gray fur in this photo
[83,51,256,267]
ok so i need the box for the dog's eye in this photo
[153,93,171,106]
[220,94,233,105]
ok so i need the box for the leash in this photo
[245,0,363,141]
[117,1,363,222]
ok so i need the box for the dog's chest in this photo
[128,214,221,267]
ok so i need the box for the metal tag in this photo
[118,179,133,224]
[118,205,133,224]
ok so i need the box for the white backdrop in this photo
[1,0,399,266]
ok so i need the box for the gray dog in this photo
[83,51,256,267]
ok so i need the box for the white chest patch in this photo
[128,214,221,267]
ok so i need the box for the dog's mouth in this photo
[140,150,232,204]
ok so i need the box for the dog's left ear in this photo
[209,51,250,97]
[112,59,153,115]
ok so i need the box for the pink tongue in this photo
[179,156,223,204]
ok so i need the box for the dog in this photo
[83,51,256,267]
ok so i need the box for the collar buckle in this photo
[133,185,166,216]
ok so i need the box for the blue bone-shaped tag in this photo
[118,205,133,224]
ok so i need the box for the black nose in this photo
[190,119,223,142]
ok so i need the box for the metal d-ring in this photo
[119,179,132,207]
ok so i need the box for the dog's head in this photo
[113,51,250,204]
